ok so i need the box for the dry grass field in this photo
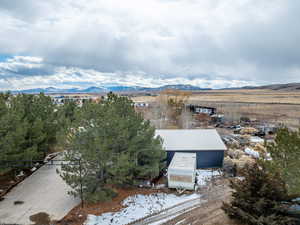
[133,89,300,104]
[132,89,300,128]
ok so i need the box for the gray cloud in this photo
[223,1,300,81]
[0,0,299,89]
[0,0,60,23]
[0,56,54,79]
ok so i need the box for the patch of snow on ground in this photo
[250,136,264,144]
[85,193,200,225]
[196,169,222,186]
[244,147,260,158]
[149,213,188,225]
[265,153,272,160]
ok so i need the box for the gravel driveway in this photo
[0,154,80,225]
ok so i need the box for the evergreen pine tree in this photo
[58,93,165,203]
[0,93,59,171]
[222,163,297,225]
[266,128,300,195]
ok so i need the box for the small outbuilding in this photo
[167,153,196,190]
[187,105,216,115]
[156,129,227,169]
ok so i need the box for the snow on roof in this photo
[169,153,196,170]
[156,129,227,151]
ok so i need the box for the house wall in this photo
[166,150,224,169]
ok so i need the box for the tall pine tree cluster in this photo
[0,93,60,172]
[58,93,165,203]
[0,92,164,203]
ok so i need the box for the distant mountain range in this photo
[6,82,300,94]
[241,83,300,91]
[10,84,211,94]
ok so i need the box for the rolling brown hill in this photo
[243,83,300,91]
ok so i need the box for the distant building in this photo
[50,95,100,106]
[134,102,149,108]
[187,105,216,115]
[156,129,227,169]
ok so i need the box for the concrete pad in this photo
[0,155,80,225]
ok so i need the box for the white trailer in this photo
[167,153,196,190]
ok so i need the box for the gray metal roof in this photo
[169,152,196,170]
[156,129,227,151]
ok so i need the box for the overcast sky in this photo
[0,0,299,90]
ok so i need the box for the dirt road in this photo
[129,178,239,225]
[129,196,202,225]
[161,179,239,225]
